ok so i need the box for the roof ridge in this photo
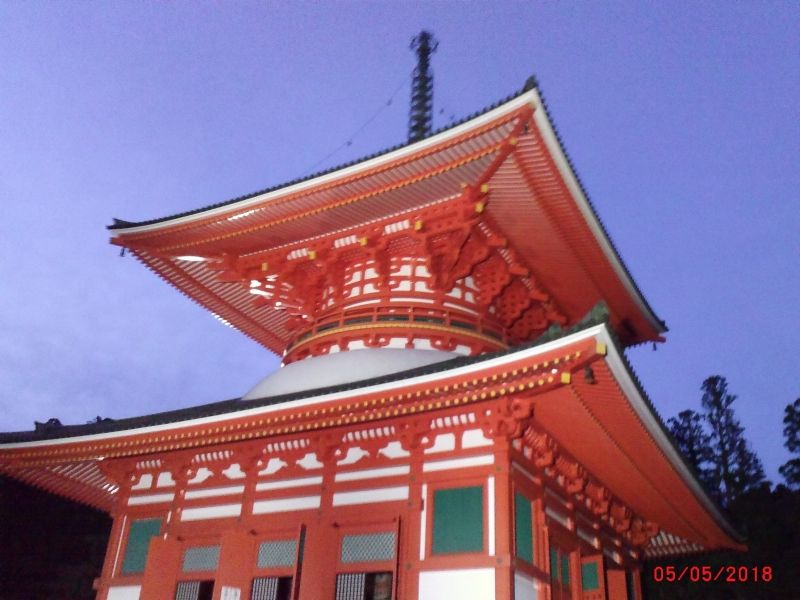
[108,80,534,231]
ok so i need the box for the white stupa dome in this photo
[242,348,459,401]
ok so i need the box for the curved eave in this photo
[591,325,744,548]
[525,87,666,339]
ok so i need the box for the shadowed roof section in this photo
[108,81,666,352]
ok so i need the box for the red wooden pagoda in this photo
[0,77,743,600]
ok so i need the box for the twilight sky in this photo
[0,3,797,482]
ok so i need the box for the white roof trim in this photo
[595,326,741,541]
[111,92,537,237]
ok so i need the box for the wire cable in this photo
[303,75,410,176]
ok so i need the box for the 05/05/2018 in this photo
[651,565,773,583]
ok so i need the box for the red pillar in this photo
[398,443,424,600]
[94,462,134,600]
[605,569,627,600]
[631,569,643,600]
[297,448,337,600]
[139,536,182,600]
[94,511,126,600]
[535,501,550,600]
[569,550,582,600]
[214,528,255,600]
[295,516,337,600]
[494,439,514,600]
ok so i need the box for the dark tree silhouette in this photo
[644,381,799,600]
[0,475,111,599]
[779,398,800,488]
[701,376,766,507]
[668,409,714,491]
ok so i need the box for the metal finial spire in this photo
[408,30,438,143]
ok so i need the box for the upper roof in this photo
[109,81,666,352]
[107,85,533,232]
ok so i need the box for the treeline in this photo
[642,377,800,599]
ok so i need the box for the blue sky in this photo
[0,2,797,482]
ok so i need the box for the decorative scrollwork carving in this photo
[611,502,632,533]
[480,397,534,440]
[555,456,587,494]
[585,481,610,516]
[397,418,435,452]
[523,426,556,467]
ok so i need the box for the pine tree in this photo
[701,376,766,506]
[778,398,800,488]
[667,409,714,491]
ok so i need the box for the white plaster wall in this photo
[424,433,456,454]
[514,572,539,600]
[332,486,409,506]
[106,585,141,600]
[419,569,495,600]
[130,474,152,490]
[180,503,242,521]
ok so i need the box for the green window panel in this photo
[514,492,533,563]
[549,547,558,581]
[582,562,600,591]
[121,518,161,574]
[560,554,571,586]
[432,485,483,554]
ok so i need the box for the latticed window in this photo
[335,528,396,600]
[182,545,221,573]
[340,532,396,563]
[257,540,297,568]
[251,576,292,600]
[335,572,393,600]
[175,580,214,600]
[251,536,300,600]
[336,572,366,600]
[120,518,161,574]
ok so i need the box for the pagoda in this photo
[0,36,743,600]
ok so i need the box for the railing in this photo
[289,303,507,349]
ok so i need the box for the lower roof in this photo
[0,321,742,557]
